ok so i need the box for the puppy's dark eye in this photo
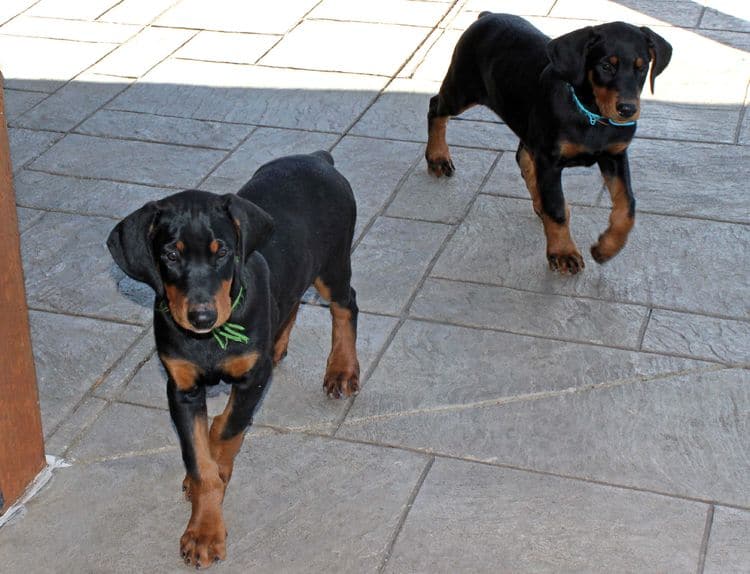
[166,251,178,262]
[601,62,615,73]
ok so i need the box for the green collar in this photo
[159,284,249,350]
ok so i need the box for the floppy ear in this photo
[640,27,672,93]
[106,202,163,295]
[222,194,274,262]
[546,26,597,85]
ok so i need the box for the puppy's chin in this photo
[188,326,215,335]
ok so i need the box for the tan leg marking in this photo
[180,417,227,568]
[542,205,585,275]
[517,147,543,216]
[208,388,245,489]
[426,115,454,177]
[273,301,300,366]
[591,174,634,263]
[324,302,360,399]
[161,356,202,392]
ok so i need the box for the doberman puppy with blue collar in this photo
[107,151,359,568]
[426,13,672,274]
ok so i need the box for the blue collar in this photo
[567,84,636,127]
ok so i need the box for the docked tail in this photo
[311,150,334,166]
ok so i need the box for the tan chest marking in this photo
[220,351,260,378]
[161,356,202,391]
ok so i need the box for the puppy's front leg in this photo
[592,152,635,263]
[166,379,227,569]
[535,154,585,275]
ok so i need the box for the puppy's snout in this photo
[616,102,637,118]
[187,304,217,331]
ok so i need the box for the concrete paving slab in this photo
[20,211,153,323]
[7,127,61,172]
[261,20,430,77]
[27,0,121,20]
[109,58,387,132]
[0,15,139,43]
[29,133,226,187]
[0,433,428,573]
[13,73,129,132]
[342,368,750,507]
[636,101,742,144]
[28,310,143,437]
[330,135,423,240]
[69,402,179,461]
[14,169,173,218]
[118,353,166,410]
[701,2,750,33]
[344,319,702,419]
[310,0,451,27]
[77,109,254,149]
[90,27,196,78]
[386,458,706,573]
[15,206,44,233]
[351,216,451,315]
[410,277,648,348]
[156,0,319,34]
[200,127,338,193]
[704,506,750,573]
[255,305,399,430]
[97,0,177,25]
[642,310,750,365]
[2,89,46,121]
[174,31,280,65]
[44,396,109,457]
[432,195,750,318]
[549,0,703,27]
[386,147,497,223]
[0,35,116,92]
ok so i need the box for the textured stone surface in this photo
[0,15,139,43]
[700,2,750,32]
[14,170,172,218]
[0,434,427,573]
[345,319,701,419]
[30,133,226,187]
[432,195,750,318]
[0,35,115,92]
[200,127,338,193]
[387,147,497,223]
[27,0,120,20]
[13,74,129,132]
[15,206,45,233]
[256,305,399,430]
[97,0,177,24]
[118,353,167,410]
[387,459,706,573]
[174,31,279,65]
[77,109,254,149]
[7,128,61,172]
[342,368,750,507]
[2,89,46,120]
[44,396,109,457]
[310,0,450,26]
[642,310,750,365]
[636,100,741,144]
[351,217,451,315]
[28,310,143,437]
[68,402,179,461]
[261,20,430,76]
[411,278,648,348]
[110,58,387,132]
[704,506,750,573]
[549,0,703,27]
[20,211,154,323]
[331,135,422,239]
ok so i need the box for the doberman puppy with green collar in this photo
[426,13,672,274]
[108,151,359,568]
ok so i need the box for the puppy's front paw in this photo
[180,517,227,569]
[426,154,455,177]
[548,250,585,275]
[324,365,360,399]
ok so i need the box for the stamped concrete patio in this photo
[1,0,749,572]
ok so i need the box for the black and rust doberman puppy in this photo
[426,13,672,274]
[107,151,360,568]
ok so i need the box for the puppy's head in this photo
[107,191,273,334]
[547,22,672,123]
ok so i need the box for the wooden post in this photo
[0,70,46,514]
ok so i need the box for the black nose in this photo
[616,102,637,118]
[187,305,217,330]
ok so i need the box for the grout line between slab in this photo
[377,456,435,574]
[274,425,750,513]
[697,505,715,574]
[637,308,653,351]
[733,79,749,145]
[25,305,149,327]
